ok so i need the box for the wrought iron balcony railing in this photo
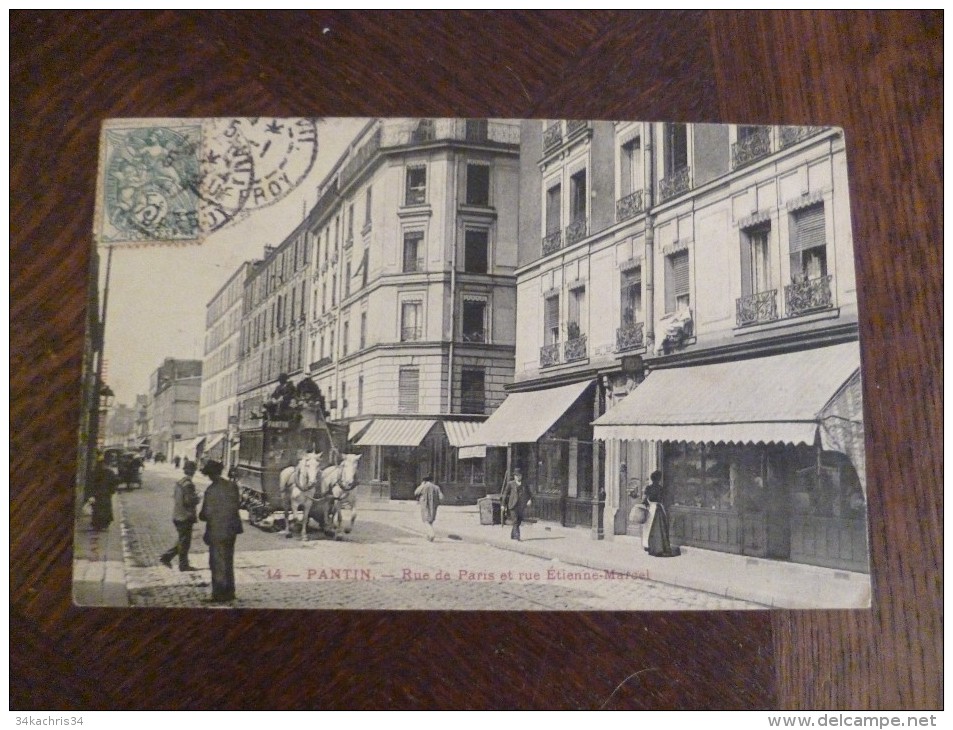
[659,166,691,202]
[735,289,779,326]
[543,123,562,153]
[542,229,563,256]
[779,125,825,148]
[564,335,588,363]
[565,119,589,138]
[731,127,772,169]
[380,119,521,148]
[615,190,644,222]
[540,342,561,368]
[400,326,423,342]
[784,275,833,317]
[339,127,382,188]
[565,217,588,245]
[615,321,645,352]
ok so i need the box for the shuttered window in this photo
[546,184,561,234]
[461,368,485,414]
[665,250,690,313]
[544,295,560,345]
[398,367,419,414]
[789,204,827,280]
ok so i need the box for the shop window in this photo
[398,367,419,414]
[405,165,427,205]
[466,163,490,206]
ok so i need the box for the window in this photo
[341,381,347,418]
[322,282,327,313]
[568,287,586,338]
[464,229,488,273]
[411,119,434,143]
[665,250,691,313]
[342,320,349,356]
[364,186,372,228]
[401,301,423,342]
[347,203,354,242]
[358,376,364,415]
[664,123,688,175]
[360,311,367,349]
[344,260,351,298]
[461,368,485,414]
[620,137,642,197]
[465,118,488,142]
[544,295,560,345]
[545,184,561,234]
[405,166,427,205]
[398,367,419,413]
[319,335,325,360]
[331,274,337,305]
[569,169,587,223]
[789,204,827,281]
[403,231,424,273]
[462,299,486,342]
[466,163,490,206]
[361,248,369,288]
[741,225,771,296]
[620,267,642,326]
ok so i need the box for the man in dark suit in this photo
[500,467,533,541]
[199,460,243,603]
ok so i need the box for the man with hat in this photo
[500,467,534,541]
[159,460,200,571]
[265,372,297,420]
[198,459,243,603]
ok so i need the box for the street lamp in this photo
[99,384,115,410]
[98,384,115,448]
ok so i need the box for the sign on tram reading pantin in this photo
[76,118,872,610]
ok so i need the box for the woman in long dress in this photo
[642,470,679,557]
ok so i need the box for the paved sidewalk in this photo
[73,495,129,607]
[382,501,871,609]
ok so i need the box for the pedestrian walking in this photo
[159,460,200,571]
[642,470,680,558]
[198,460,243,603]
[414,475,444,542]
[500,467,533,541]
[89,452,119,531]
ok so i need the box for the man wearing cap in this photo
[266,373,297,419]
[500,467,533,541]
[159,460,200,571]
[198,460,243,603]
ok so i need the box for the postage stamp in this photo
[78,118,872,611]
[96,117,318,246]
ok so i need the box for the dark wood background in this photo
[10,11,942,710]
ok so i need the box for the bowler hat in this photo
[202,460,224,478]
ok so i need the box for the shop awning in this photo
[347,419,373,442]
[353,419,437,447]
[459,379,594,456]
[176,436,206,456]
[443,420,484,448]
[593,343,861,446]
[205,433,225,453]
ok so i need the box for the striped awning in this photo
[443,420,483,448]
[593,343,862,447]
[353,419,437,447]
[204,433,225,452]
[348,419,373,442]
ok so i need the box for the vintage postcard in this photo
[75,117,871,610]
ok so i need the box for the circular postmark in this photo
[215,117,319,217]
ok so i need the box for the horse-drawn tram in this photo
[234,400,356,540]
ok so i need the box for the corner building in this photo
[465,121,868,573]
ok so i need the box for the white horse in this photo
[320,453,362,536]
[279,451,322,541]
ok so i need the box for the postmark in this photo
[97,118,318,246]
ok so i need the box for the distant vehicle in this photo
[116,451,144,491]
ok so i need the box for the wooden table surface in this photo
[10,11,942,710]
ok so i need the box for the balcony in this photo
[732,127,772,169]
[779,125,825,148]
[310,356,333,371]
[785,275,833,316]
[615,321,645,352]
[339,127,382,188]
[735,289,779,326]
[540,342,561,368]
[542,229,563,256]
[400,326,423,342]
[380,119,521,148]
[615,190,644,223]
[659,166,691,202]
[543,123,562,153]
[565,217,588,246]
[564,335,587,363]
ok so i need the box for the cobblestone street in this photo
[117,463,759,610]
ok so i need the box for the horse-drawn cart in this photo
[234,403,352,538]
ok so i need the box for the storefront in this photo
[593,342,869,572]
[461,379,605,535]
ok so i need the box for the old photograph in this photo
[74,117,871,610]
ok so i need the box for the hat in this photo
[513,467,522,476]
[183,461,197,474]
[278,373,289,382]
[201,459,224,478]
